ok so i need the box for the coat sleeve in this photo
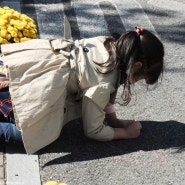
[82,83,115,141]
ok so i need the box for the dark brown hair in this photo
[103,29,164,105]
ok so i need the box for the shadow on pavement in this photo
[39,120,185,167]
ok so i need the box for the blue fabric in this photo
[0,57,22,144]
[0,122,22,143]
[0,90,13,117]
[0,111,15,123]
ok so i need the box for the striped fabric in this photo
[0,91,13,117]
[0,56,12,117]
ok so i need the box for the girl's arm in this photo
[82,96,114,141]
[82,96,141,141]
[104,103,130,128]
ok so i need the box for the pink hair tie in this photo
[135,26,143,36]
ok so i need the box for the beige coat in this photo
[1,36,118,154]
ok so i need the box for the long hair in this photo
[94,29,164,105]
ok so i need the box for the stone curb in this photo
[0,149,5,185]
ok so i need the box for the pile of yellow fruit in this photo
[43,181,68,185]
[0,6,37,44]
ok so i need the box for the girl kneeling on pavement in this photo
[0,27,164,154]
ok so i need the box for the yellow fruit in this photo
[0,19,8,26]
[0,6,38,43]
[43,181,58,185]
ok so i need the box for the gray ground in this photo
[3,0,185,184]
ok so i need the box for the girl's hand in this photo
[125,120,142,138]
[113,119,142,140]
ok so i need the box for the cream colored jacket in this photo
[1,36,118,154]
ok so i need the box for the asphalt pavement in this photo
[1,0,185,185]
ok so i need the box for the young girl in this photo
[0,27,164,154]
